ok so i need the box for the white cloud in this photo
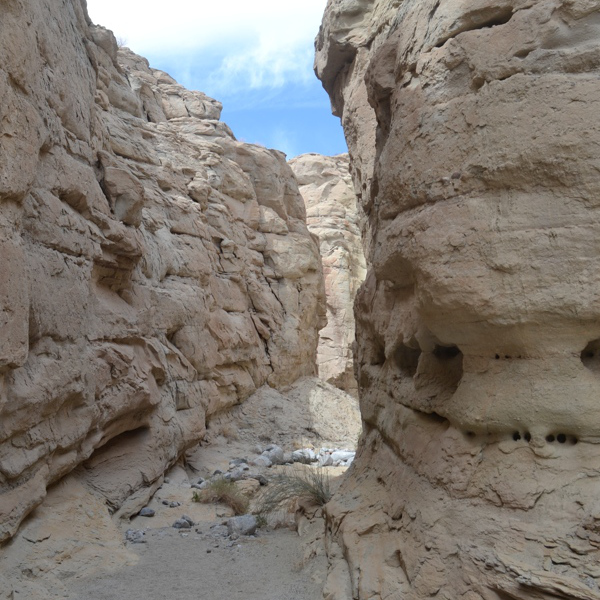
[86,0,326,91]
[269,127,299,158]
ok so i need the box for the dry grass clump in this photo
[192,479,249,515]
[220,424,239,441]
[256,467,332,517]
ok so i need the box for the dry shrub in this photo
[220,424,239,441]
[255,467,332,517]
[192,479,249,515]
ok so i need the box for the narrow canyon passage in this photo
[4,0,600,599]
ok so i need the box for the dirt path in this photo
[69,524,324,600]
[2,379,357,600]
[65,456,330,600]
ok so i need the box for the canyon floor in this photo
[68,465,329,600]
[3,378,358,600]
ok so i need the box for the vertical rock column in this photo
[317,1,600,598]
[290,153,366,396]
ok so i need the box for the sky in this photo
[85,0,347,158]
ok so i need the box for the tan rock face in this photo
[290,154,366,396]
[317,1,600,598]
[0,0,325,542]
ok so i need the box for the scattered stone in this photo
[226,468,247,482]
[253,474,269,486]
[229,458,248,467]
[331,450,355,463]
[173,519,191,529]
[318,454,334,467]
[138,507,155,517]
[169,501,182,508]
[250,456,272,468]
[292,448,317,463]
[181,515,195,527]
[162,500,169,506]
[262,444,285,465]
[213,469,223,476]
[227,515,258,537]
[125,529,146,544]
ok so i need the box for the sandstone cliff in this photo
[0,0,326,543]
[290,153,366,396]
[317,1,600,598]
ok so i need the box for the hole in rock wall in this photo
[581,340,600,374]
[413,344,464,403]
[368,337,386,367]
[86,425,151,467]
[433,345,461,360]
[426,411,448,424]
[434,6,515,48]
[392,344,422,378]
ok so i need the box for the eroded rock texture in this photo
[291,154,366,396]
[0,0,325,543]
[317,1,600,598]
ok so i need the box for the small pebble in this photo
[173,518,191,529]
[125,529,146,544]
[139,507,155,517]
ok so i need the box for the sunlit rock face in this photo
[317,1,600,597]
[290,153,366,396]
[0,0,326,544]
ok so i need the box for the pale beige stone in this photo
[291,153,366,395]
[0,0,325,560]
[317,0,600,597]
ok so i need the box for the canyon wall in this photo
[317,1,600,598]
[291,153,366,396]
[0,0,326,543]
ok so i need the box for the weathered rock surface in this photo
[206,376,361,452]
[317,0,600,598]
[0,0,326,546]
[291,154,366,396]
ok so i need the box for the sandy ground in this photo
[2,379,358,600]
[65,463,329,600]
[68,525,325,600]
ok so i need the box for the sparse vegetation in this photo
[255,467,332,518]
[220,424,239,441]
[192,478,249,515]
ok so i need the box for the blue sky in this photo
[85,0,347,158]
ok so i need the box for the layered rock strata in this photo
[317,1,600,598]
[291,154,366,396]
[0,0,326,543]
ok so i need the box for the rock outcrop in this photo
[290,154,366,396]
[0,0,326,544]
[317,1,600,598]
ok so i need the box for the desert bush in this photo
[255,467,331,517]
[192,478,249,515]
